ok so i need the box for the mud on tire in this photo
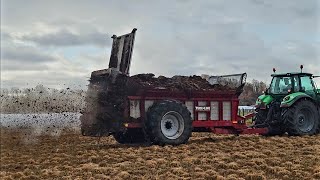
[145,100,192,145]
[283,99,319,135]
[113,129,146,144]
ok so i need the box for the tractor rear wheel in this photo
[145,100,192,145]
[113,129,146,144]
[284,100,319,135]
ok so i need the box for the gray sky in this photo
[1,0,320,89]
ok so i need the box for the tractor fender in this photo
[280,92,313,108]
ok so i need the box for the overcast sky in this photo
[1,0,320,89]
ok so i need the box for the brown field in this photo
[1,128,320,180]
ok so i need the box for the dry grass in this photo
[1,128,319,180]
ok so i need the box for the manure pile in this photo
[129,73,234,91]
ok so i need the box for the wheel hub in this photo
[165,121,173,130]
[160,111,184,139]
[298,115,305,124]
[296,108,314,133]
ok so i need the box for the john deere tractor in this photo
[254,68,320,135]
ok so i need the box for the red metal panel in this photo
[126,121,236,129]
[124,88,269,135]
[194,101,198,121]
[241,128,268,135]
[190,97,238,101]
[128,96,143,100]
[126,122,142,128]
[192,120,234,127]
[218,101,223,120]
[206,101,210,120]
[125,121,268,135]
[232,100,238,121]
[193,100,196,121]
[211,128,235,134]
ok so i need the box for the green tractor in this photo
[254,67,320,136]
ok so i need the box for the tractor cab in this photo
[268,72,318,99]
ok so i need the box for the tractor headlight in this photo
[255,100,266,109]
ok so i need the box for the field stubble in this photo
[1,128,319,180]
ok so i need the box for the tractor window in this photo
[300,76,314,92]
[293,75,300,92]
[269,76,292,94]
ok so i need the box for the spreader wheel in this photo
[145,100,192,145]
[113,129,146,144]
[266,125,285,136]
[284,100,319,135]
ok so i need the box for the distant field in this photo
[1,114,320,179]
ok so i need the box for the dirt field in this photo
[1,128,320,180]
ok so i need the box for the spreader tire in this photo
[145,100,192,145]
[113,129,146,144]
[266,125,285,136]
[284,99,319,136]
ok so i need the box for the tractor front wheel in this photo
[253,109,267,125]
[284,100,319,135]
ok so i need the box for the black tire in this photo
[145,100,192,145]
[253,109,268,125]
[113,129,146,144]
[284,99,319,135]
[266,125,285,136]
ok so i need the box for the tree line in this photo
[239,79,267,106]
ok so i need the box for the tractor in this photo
[254,68,320,136]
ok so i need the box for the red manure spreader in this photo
[80,29,290,145]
